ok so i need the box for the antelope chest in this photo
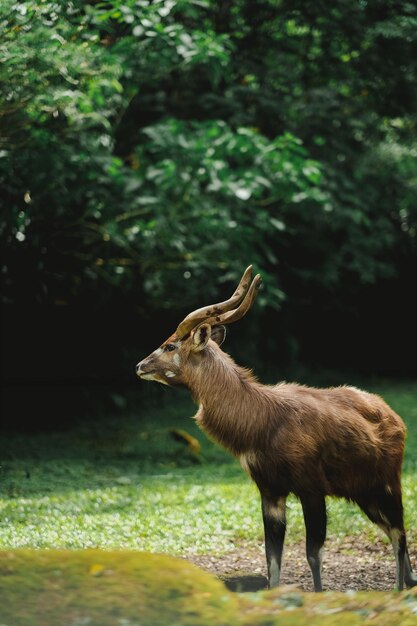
[239,451,258,476]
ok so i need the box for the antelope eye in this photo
[165,343,176,352]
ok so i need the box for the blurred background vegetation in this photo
[1,0,416,430]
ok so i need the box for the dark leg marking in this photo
[356,490,407,591]
[261,495,287,588]
[301,494,327,592]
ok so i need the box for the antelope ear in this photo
[211,325,226,347]
[192,323,211,352]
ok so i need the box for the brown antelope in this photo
[136,266,416,591]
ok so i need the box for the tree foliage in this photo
[1,0,416,372]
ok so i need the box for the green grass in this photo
[1,380,417,556]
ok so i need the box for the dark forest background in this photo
[1,0,416,430]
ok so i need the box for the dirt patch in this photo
[187,535,417,593]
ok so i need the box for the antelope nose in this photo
[136,362,142,375]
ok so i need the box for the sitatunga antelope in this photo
[136,266,416,591]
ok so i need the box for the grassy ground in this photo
[1,380,416,556]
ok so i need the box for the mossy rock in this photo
[238,587,417,625]
[1,550,417,626]
[0,550,238,626]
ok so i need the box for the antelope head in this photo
[136,266,262,387]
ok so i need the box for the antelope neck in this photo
[187,345,267,453]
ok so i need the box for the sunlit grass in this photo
[1,380,416,555]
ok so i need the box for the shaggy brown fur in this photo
[137,323,416,591]
[188,343,405,500]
